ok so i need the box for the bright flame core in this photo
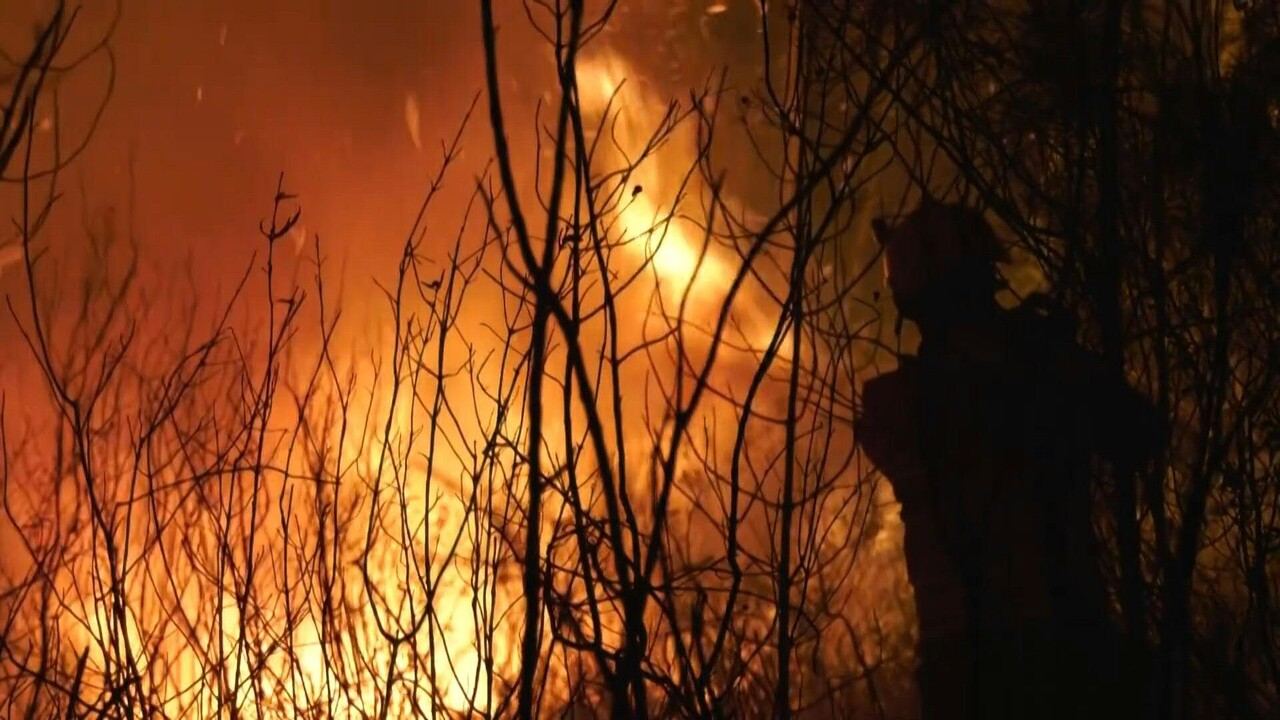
[577,52,731,304]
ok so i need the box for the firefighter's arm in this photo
[857,368,931,506]
[858,368,970,639]
[857,371,910,467]
[1070,352,1169,468]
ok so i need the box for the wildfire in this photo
[577,51,731,304]
[1,14,890,720]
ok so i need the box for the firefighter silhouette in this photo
[857,197,1164,719]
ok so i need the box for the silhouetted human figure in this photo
[857,198,1165,719]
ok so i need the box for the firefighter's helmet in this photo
[871,196,1008,319]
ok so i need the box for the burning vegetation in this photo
[1,1,1279,718]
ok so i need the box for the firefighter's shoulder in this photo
[858,362,920,434]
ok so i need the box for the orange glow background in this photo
[0,2,914,715]
[2,0,486,307]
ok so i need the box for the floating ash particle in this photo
[196,86,203,103]
[219,24,227,47]
[404,92,422,151]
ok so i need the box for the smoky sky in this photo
[0,1,775,346]
[2,1,497,296]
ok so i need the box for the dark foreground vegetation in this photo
[0,1,1277,718]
